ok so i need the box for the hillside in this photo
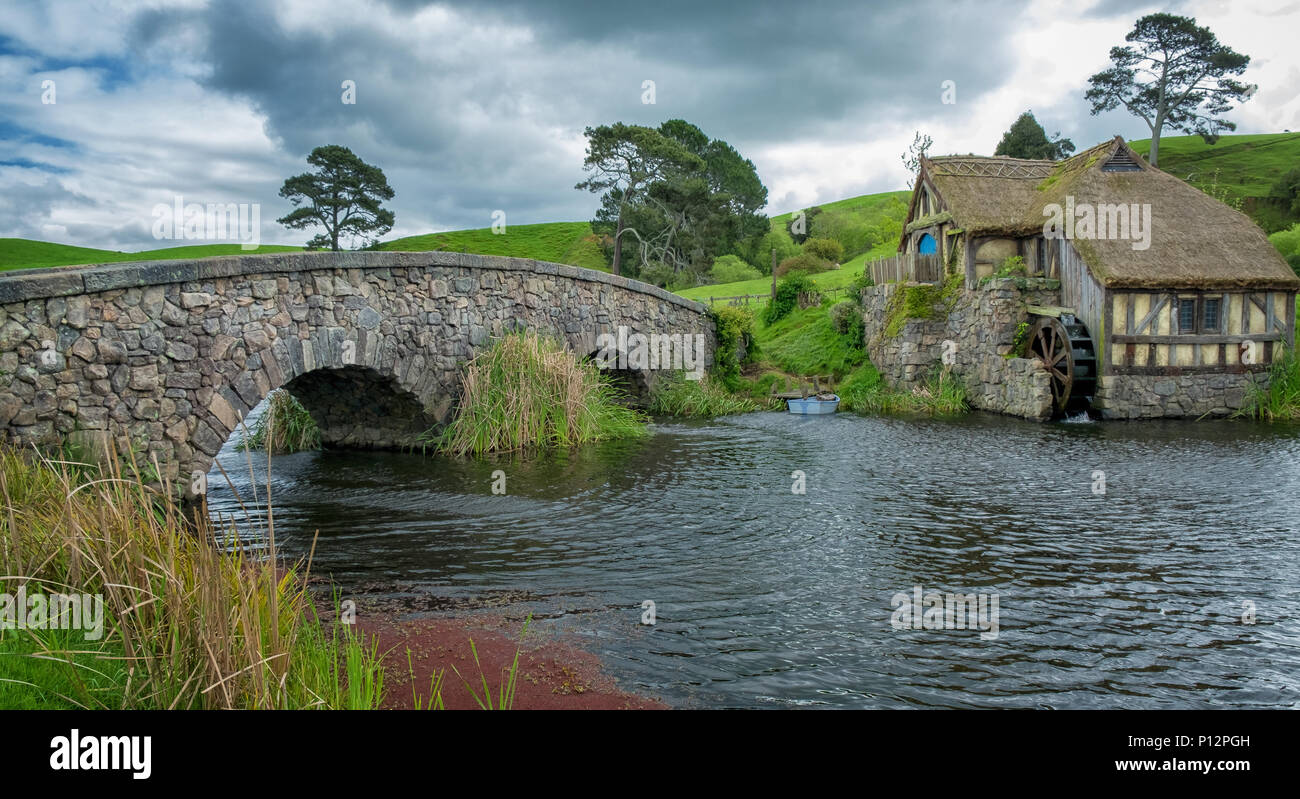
[767,190,910,231]
[1129,132,1300,231]
[380,221,607,271]
[0,220,607,274]
[0,240,302,272]
[678,189,910,304]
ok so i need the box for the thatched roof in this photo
[908,137,1299,290]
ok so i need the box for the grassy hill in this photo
[1129,132,1300,231]
[0,220,608,274]
[0,241,303,272]
[380,221,606,271]
[767,190,909,231]
[678,189,910,305]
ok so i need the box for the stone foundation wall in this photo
[1092,372,1265,419]
[860,278,1060,420]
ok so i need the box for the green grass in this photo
[766,190,910,231]
[678,240,895,306]
[1239,296,1300,421]
[0,446,387,709]
[1129,133,1300,201]
[1130,132,1300,230]
[0,221,607,273]
[0,628,130,709]
[756,303,866,378]
[422,330,648,456]
[738,288,969,417]
[838,363,968,415]
[0,239,303,272]
[647,374,765,417]
[382,221,607,271]
[678,189,907,305]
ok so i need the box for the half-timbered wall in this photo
[1107,289,1295,375]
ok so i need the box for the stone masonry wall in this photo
[1092,372,1265,419]
[860,278,1060,420]
[0,251,713,491]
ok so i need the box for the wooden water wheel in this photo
[1027,313,1096,414]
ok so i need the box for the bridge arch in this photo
[0,251,713,494]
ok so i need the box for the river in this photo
[206,409,1300,708]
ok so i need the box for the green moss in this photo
[883,284,938,338]
[904,211,954,234]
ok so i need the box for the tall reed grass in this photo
[238,389,322,453]
[839,364,969,415]
[648,373,765,417]
[1240,347,1300,421]
[425,331,648,456]
[0,443,383,709]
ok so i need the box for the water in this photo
[207,410,1300,708]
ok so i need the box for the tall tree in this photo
[1085,13,1254,167]
[994,111,1075,160]
[575,123,702,276]
[277,145,395,250]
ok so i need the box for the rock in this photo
[167,341,198,361]
[97,339,128,363]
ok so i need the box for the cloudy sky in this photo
[1,0,1296,251]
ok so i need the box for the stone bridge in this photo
[0,251,713,492]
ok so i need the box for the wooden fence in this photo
[869,252,944,285]
[702,293,770,306]
[702,285,860,308]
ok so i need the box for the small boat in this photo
[786,393,840,415]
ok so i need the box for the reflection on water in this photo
[207,409,1300,708]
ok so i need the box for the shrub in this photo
[851,269,875,304]
[425,331,647,456]
[712,304,757,387]
[761,272,817,325]
[1271,223,1300,259]
[802,237,845,264]
[1288,253,1300,278]
[829,299,864,347]
[710,254,763,284]
[775,253,833,278]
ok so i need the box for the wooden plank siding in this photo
[1057,240,1106,368]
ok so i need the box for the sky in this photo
[0,0,1296,251]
